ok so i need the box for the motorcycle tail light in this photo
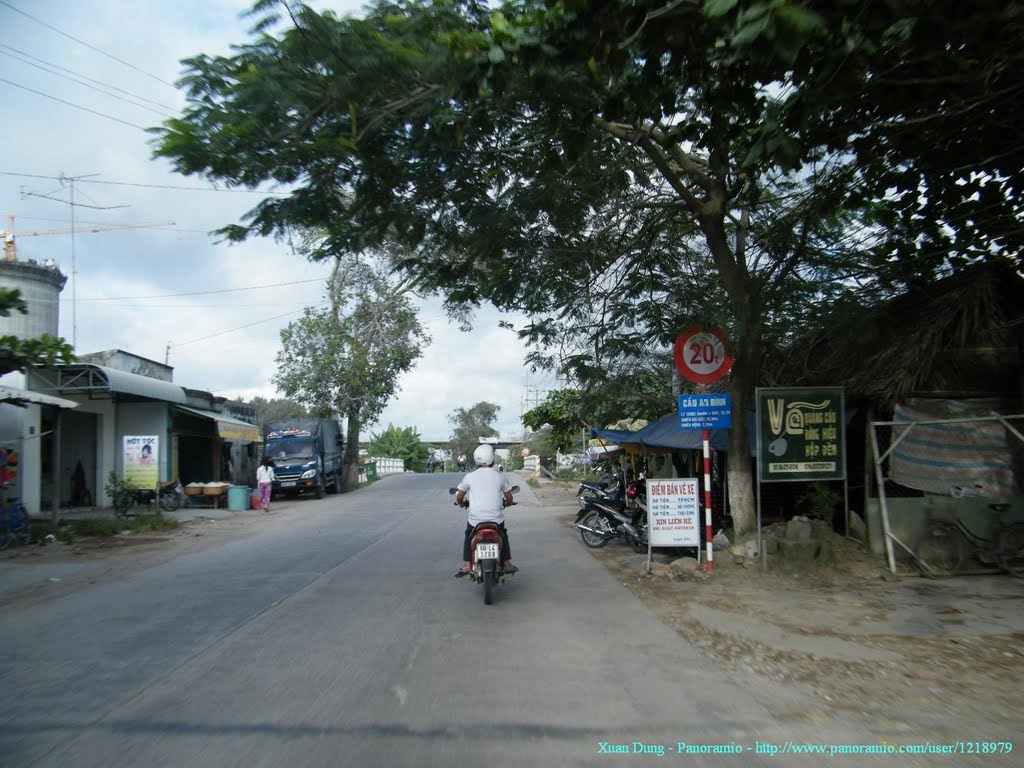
[626,485,638,499]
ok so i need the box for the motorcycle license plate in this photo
[476,543,499,560]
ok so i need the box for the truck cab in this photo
[263,420,343,499]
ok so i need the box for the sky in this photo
[0,0,555,442]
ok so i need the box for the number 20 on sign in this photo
[673,326,733,384]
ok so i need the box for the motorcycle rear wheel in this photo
[159,493,182,512]
[482,560,495,605]
[578,510,611,549]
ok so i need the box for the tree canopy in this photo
[368,423,429,471]
[273,251,429,488]
[448,401,500,461]
[152,0,1022,532]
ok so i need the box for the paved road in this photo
[1,473,875,767]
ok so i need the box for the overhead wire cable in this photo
[171,306,324,348]
[0,47,177,116]
[75,278,329,302]
[0,0,176,88]
[1,171,291,196]
[0,77,146,129]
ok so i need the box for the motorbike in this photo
[158,479,188,511]
[449,484,520,605]
[575,471,623,501]
[575,480,649,553]
[127,479,189,513]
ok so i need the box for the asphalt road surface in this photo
[1,473,872,767]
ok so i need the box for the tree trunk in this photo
[726,386,757,536]
[342,408,361,490]
[725,310,765,536]
[695,193,766,537]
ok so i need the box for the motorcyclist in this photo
[453,444,516,577]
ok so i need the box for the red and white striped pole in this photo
[703,428,713,572]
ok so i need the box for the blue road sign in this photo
[678,393,733,430]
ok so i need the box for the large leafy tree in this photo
[448,401,500,462]
[152,0,1020,534]
[274,253,429,488]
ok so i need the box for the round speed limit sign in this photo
[673,326,733,384]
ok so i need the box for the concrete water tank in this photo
[0,259,67,339]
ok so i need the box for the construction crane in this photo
[2,213,176,262]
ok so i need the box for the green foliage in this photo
[368,423,429,471]
[523,390,584,454]
[104,470,138,519]
[448,402,500,461]
[41,515,179,543]
[796,482,842,521]
[248,396,308,426]
[273,251,430,489]
[274,254,428,425]
[521,426,555,470]
[0,288,76,375]
[0,287,27,316]
[150,0,1023,535]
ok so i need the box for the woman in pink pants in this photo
[256,458,276,512]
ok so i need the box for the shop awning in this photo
[176,406,261,442]
[29,364,187,403]
[0,384,78,409]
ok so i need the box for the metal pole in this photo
[703,428,713,573]
[50,409,62,527]
[757,463,764,573]
[869,422,898,573]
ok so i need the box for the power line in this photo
[1,171,291,196]
[0,46,177,116]
[0,0,176,88]
[171,307,314,349]
[75,278,329,303]
[0,76,146,129]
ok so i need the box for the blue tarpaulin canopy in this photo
[590,412,753,454]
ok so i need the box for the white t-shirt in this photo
[256,465,275,484]
[458,466,512,526]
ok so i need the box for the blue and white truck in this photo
[262,419,344,499]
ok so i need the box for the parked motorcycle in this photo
[158,479,188,512]
[575,471,623,501]
[575,480,649,553]
[126,479,189,513]
[449,484,520,605]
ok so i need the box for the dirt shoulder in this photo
[534,479,1024,749]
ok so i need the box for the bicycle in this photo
[1,498,32,550]
[915,503,1024,578]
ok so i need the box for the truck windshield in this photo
[266,438,315,462]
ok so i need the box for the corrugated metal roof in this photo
[0,384,78,409]
[99,366,187,403]
[176,405,261,442]
[27,364,188,403]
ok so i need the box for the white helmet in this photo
[473,444,495,466]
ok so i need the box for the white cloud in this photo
[1,0,551,440]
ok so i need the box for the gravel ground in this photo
[533,478,1024,751]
